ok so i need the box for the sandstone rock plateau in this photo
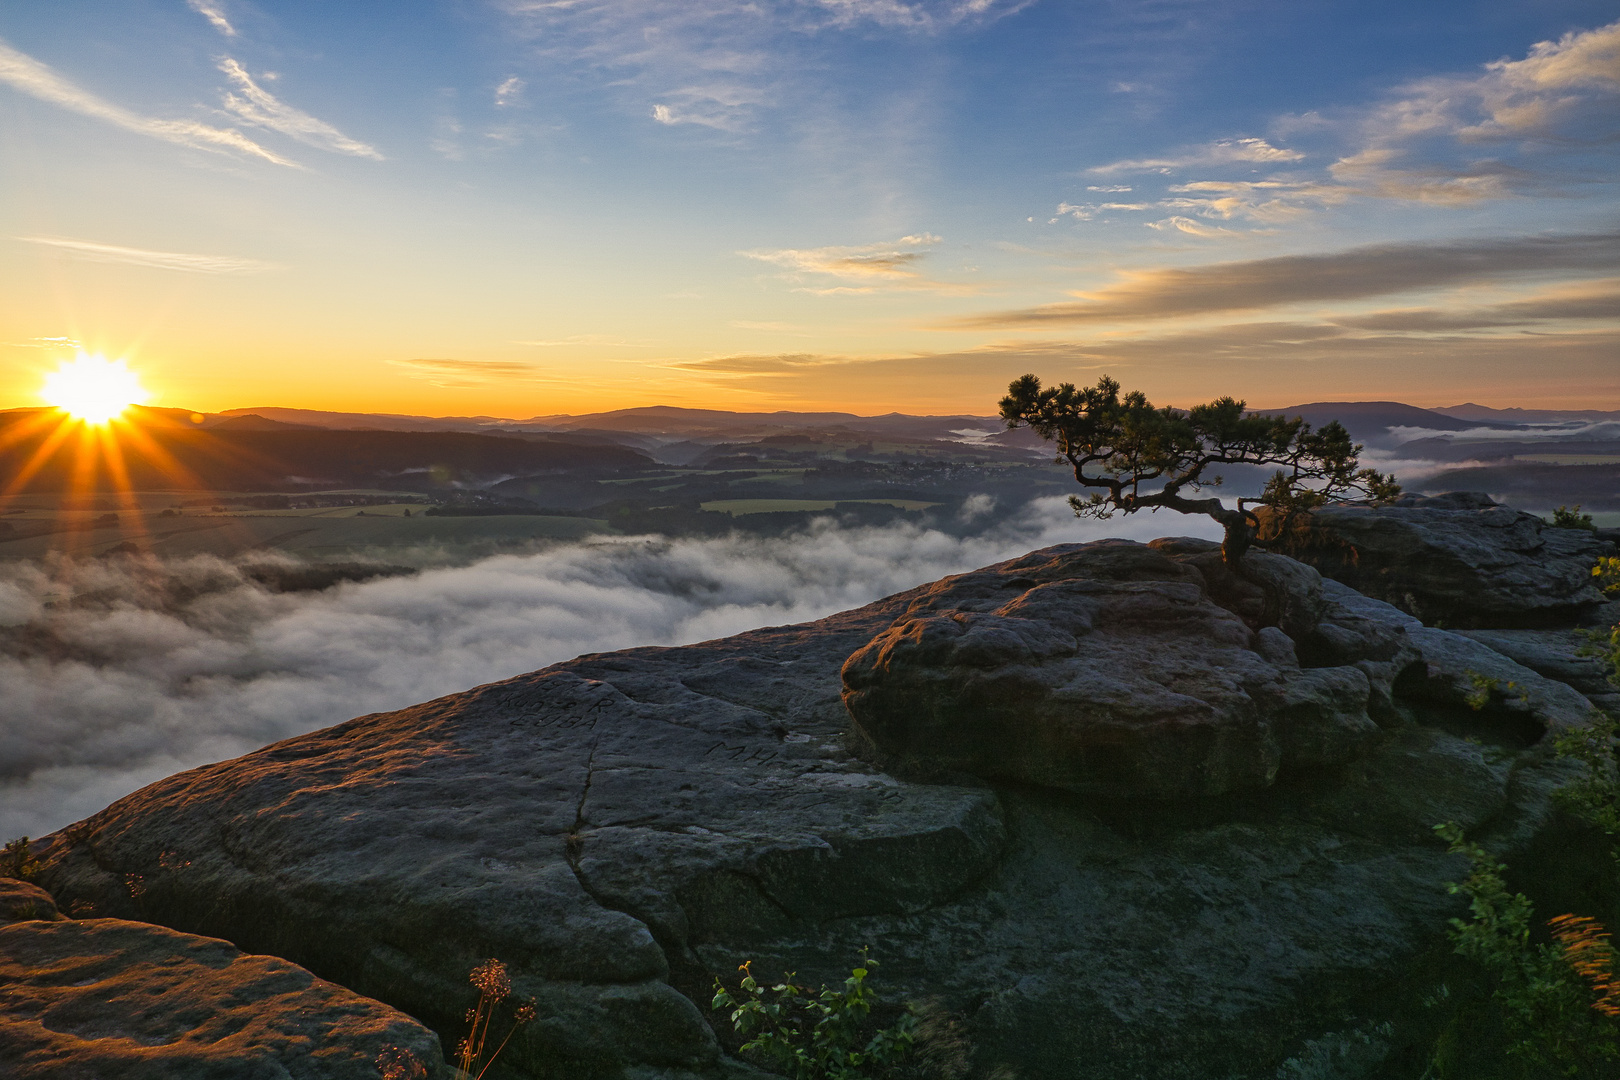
[0,896,448,1079]
[1257,491,1614,628]
[30,530,1611,1080]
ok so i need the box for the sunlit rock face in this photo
[30,540,1608,1080]
[0,879,61,925]
[841,539,1407,798]
[1258,491,1614,628]
[0,914,448,1079]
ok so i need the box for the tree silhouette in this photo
[999,374,1400,565]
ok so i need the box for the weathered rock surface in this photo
[1302,578,1600,733]
[0,916,448,1079]
[840,540,1397,798]
[1,878,62,924]
[31,540,1604,1080]
[1258,491,1613,628]
[1460,627,1620,715]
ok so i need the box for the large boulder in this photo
[840,539,1399,798]
[1257,492,1613,628]
[0,915,448,1079]
[30,541,1606,1080]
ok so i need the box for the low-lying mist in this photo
[0,499,1220,837]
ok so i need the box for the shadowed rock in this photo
[840,540,1395,798]
[1257,492,1613,628]
[29,540,1607,1080]
[0,917,448,1079]
[1459,627,1620,715]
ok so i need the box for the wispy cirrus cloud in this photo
[1361,19,1620,147]
[651,83,769,130]
[0,37,294,166]
[1050,201,1152,221]
[1304,19,1620,205]
[1323,152,1526,205]
[1089,137,1305,176]
[1160,179,1348,221]
[1048,178,1346,232]
[388,358,546,387]
[497,0,1029,132]
[499,0,774,131]
[217,59,383,160]
[808,0,1035,32]
[741,233,978,293]
[672,352,830,374]
[743,233,940,278]
[494,76,526,107]
[1334,279,1620,332]
[1053,20,1620,233]
[187,0,238,38]
[19,236,281,274]
[947,232,1620,328]
[1144,216,1245,238]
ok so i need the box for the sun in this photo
[41,354,149,425]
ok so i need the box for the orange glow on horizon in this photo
[40,354,149,426]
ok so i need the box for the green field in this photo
[0,492,608,559]
[698,498,941,516]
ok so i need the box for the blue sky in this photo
[1,0,1615,415]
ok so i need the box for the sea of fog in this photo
[0,498,1222,838]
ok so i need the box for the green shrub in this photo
[1552,506,1597,531]
[1553,711,1620,851]
[1591,557,1620,599]
[1,837,41,883]
[1462,670,1527,711]
[1429,822,1620,1077]
[712,952,915,1080]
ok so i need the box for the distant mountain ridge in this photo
[214,400,1502,450]
[2,396,1614,510]
[1274,401,1480,430]
[0,407,651,494]
[1433,403,1620,423]
[1262,400,1514,447]
[16,399,1529,460]
[209,413,320,431]
[222,404,999,439]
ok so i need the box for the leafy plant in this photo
[1552,505,1597,531]
[455,959,536,1080]
[1461,671,1528,711]
[1552,711,1620,849]
[1591,557,1620,599]
[712,951,916,1080]
[1429,821,1620,1076]
[1,837,41,882]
